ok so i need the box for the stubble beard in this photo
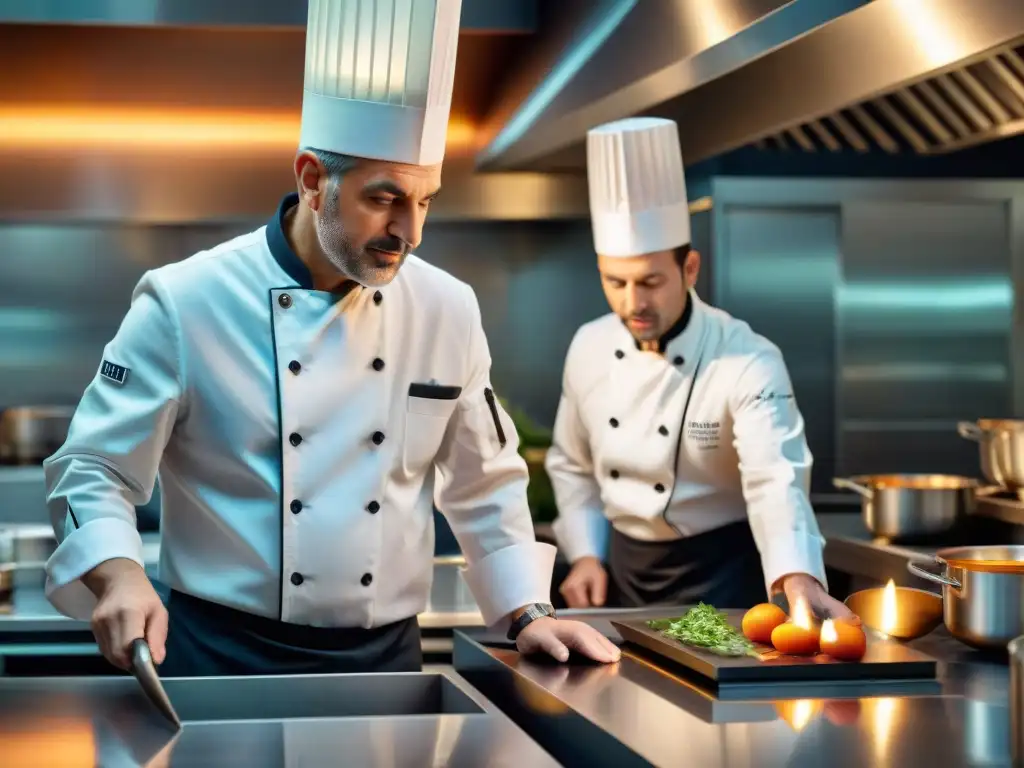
[315,188,404,288]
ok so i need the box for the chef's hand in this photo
[782,573,860,624]
[516,617,621,664]
[82,557,168,670]
[559,556,607,608]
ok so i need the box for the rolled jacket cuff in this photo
[761,531,828,596]
[45,517,145,621]
[461,541,557,627]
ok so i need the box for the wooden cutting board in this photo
[612,610,938,684]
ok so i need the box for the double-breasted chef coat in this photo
[43,193,555,639]
[546,291,827,602]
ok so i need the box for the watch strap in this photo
[507,603,556,642]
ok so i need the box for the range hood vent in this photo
[757,42,1024,154]
[477,0,1024,172]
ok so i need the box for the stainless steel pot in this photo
[832,474,989,537]
[908,546,1024,650]
[1010,635,1024,765]
[0,406,74,464]
[959,420,1024,496]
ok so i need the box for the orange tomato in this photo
[820,619,867,662]
[771,621,820,656]
[741,603,789,644]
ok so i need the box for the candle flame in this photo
[821,619,837,643]
[881,579,898,634]
[792,596,813,630]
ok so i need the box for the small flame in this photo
[821,619,837,643]
[792,596,813,630]
[881,579,898,635]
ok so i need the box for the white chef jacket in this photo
[546,292,827,593]
[43,193,555,628]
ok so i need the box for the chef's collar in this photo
[631,293,694,354]
[265,192,355,300]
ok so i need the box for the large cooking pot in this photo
[832,474,990,538]
[958,420,1024,496]
[908,546,1024,650]
[0,406,74,464]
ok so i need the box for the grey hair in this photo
[302,147,362,182]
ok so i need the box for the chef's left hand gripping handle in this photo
[82,557,169,671]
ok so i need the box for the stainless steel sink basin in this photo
[165,672,486,721]
[0,671,560,767]
[1,672,484,722]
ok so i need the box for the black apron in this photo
[606,520,767,609]
[157,589,422,677]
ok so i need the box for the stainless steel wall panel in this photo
[713,204,841,493]
[711,177,1024,487]
[838,200,1012,475]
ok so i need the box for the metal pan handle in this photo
[907,558,961,592]
[976,484,1005,497]
[958,421,985,441]
[832,477,873,498]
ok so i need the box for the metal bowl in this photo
[844,586,943,640]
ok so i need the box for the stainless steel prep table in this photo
[454,607,1015,768]
[0,670,558,767]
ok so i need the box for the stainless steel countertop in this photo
[818,513,941,586]
[454,608,1015,768]
[0,668,557,767]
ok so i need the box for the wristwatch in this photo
[507,603,556,642]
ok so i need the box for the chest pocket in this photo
[403,384,461,474]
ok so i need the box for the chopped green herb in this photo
[649,603,758,657]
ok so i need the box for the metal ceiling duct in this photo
[476,0,1024,172]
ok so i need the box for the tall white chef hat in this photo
[300,0,462,166]
[586,117,691,258]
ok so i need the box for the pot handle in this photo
[832,477,873,498]
[976,485,1005,497]
[907,558,962,591]
[958,421,984,441]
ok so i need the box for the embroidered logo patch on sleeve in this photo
[100,360,130,385]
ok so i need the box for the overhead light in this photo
[0,105,477,153]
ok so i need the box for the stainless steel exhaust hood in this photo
[0,0,538,33]
[476,0,1024,172]
[755,42,1024,155]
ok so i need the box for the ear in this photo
[684,249,702,290]
[294,150,328,212]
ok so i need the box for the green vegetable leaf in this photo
[648,603,758,658]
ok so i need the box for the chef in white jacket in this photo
[42,0,618,676]
[548,117,855,620]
